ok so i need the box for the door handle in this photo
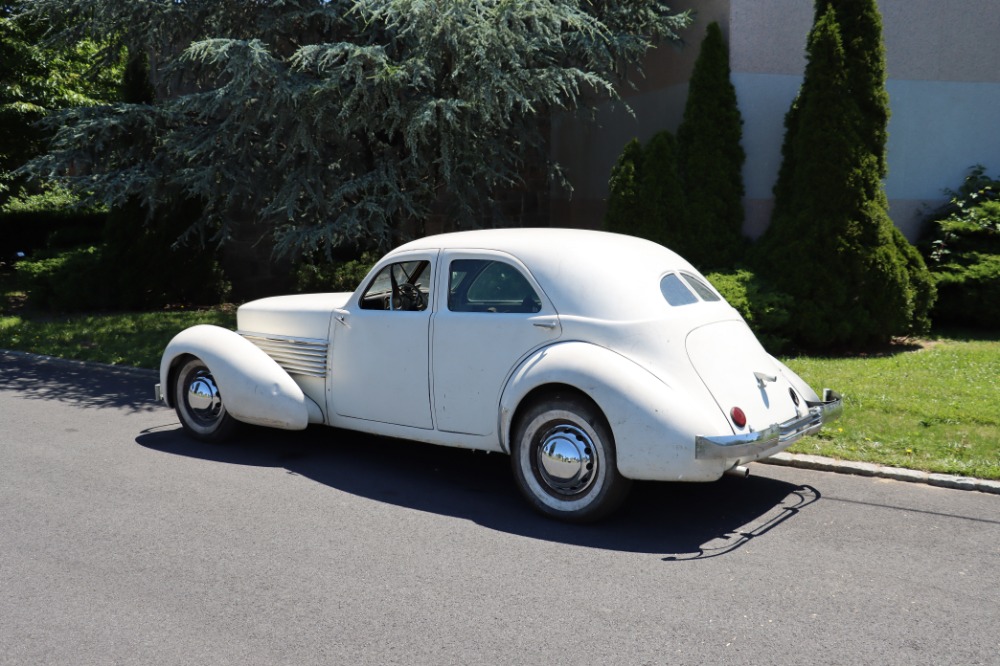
[532,319,558,329]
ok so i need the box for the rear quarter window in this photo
[660,273,699,306]
[681,273,721,302]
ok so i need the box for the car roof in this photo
[391,228,705,320]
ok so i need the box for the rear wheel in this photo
[511,395,631,522]
[174,358,237,442]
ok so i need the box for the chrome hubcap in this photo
[186,370,223,425]
[536,424,597,496]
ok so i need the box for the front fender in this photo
[499,342,734,481]
[160,325,322,430]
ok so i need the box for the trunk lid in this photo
[685,320,801,433]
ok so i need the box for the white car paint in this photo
[160,324,323,429]
[158,228,841,517]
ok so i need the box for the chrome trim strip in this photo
[695,389,843,461]
[238,331,329,378]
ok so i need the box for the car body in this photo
[156,228,841,521]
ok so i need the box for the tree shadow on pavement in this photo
[136,423,821,560]
[0,351,157,413]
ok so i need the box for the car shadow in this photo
[136,423,820,559]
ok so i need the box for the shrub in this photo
[14,245,106,311]
[705,268,793,353]
[15,198,230,312]
[293,251,379,293]
[921,165,1000,329]
[0,183,106,260]
[96,198,230,310]
[931,256,1000,329]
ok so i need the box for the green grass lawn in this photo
[1,271,236,368]
[2,274,997,479]
[783,335,1000,479]
[0,308,237,369]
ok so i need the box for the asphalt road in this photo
[2,351,998,665]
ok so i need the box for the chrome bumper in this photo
[695,389,843,461]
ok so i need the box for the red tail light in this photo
[730,406,747,429]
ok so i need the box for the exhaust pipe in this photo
[724,465,750,478]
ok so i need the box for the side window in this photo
[449,259,542,313]
[359,260,431,311]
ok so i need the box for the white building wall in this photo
[551,0,1000,241]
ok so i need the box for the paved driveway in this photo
[2,352,998,665]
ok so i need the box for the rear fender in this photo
[499,342,732,481]
[160,325,322,430]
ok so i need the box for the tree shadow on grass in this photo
[137,423,821,560]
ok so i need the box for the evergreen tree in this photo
[819,0,890,179]
[605,139,643,236]
[676,21,745,270]
[640,131,687,251]
[773,0,889,219]
[20,0,692,258]
[604,131,686,251]
[97,49,230,309]
[755,6,932,349]
[0,2,121,205]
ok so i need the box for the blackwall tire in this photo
[511,395,631,523]
[174,358,237,443]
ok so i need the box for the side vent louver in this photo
[239,332,328,378]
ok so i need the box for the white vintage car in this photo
[156,228,841,521]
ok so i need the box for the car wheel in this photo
[174,358,237,442]
[511,395,631,522]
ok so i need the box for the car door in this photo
[431,251,561,436]
[328,253,436,429]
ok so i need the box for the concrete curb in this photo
[0,348,158,380]
[761,452,1000,495]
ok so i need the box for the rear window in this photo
[681,273,721,302]
[660,272,721,307]
[660,274,698,306]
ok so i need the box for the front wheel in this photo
[173,358,237,443]
[511,396,631,522]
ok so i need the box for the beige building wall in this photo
[551,0,1000,241]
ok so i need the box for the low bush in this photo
[705,268,793,353]
[930,256,1000,329]
[16,238,230,312]
[13,194,231,312]
[14,245,105,311]
[0,185,107,262]
[921,165,1000,330]
[293,251,379,293]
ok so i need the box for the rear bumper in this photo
[695,389,843,461]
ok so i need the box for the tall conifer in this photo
[756,5,932,348]
[676,21,745,269]
[604,132,685,250]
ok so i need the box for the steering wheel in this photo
[393,283,426,311]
